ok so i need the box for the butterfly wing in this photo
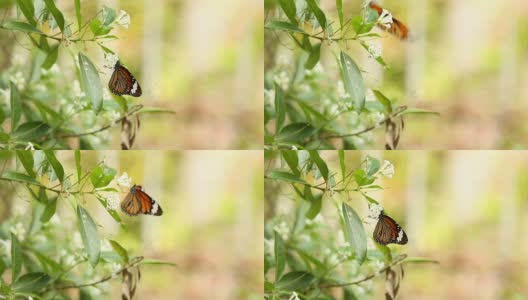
[121,191,141,216]
[389,18,409,40]
[374,214,408,245]
[109,62,142,97]
[368,2,409,40]
[135,188,163,216]
[121,185,163,216]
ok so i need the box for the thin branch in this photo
[318,254,408,289]
[56,105,143,139]
[318,106,407,140]
[53,256,144,291]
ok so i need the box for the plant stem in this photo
[56,105,143,139]
[318,254,408,289]
[318,106,407,140]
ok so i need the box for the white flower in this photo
[291,145,298,150]
[288,292,300,300]
[273,221,290,241]
[378,9,394,29]
[50,214,61,225]
[101,239,112,252]
[380,160,395,178]
[0,239,11,259]
[117,172,132,188]
[24,142,35,150]
[368,203,384,220]
[10,71,26,90]
[0,88,10,105]
[104,53,119,69]
[115,10,131,29]
[273,71,290,90]
[365,89,376,102]
[105,193,120,210]
[10,223,26,241]
[73,232,83,250]
[73,80,86,98]
[364,41,382,58]
[337,80,350,99]
[369,111,385,125]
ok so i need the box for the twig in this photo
[318,106,407,140]
[56,105,143,139]
[53,256,144,291]
[318,254,408,289]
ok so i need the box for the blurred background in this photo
[265,150,528,299]
[265,0,528,149]
[0,0,263,149]
[0,150,263,299]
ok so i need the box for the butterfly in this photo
[109,61,142,97]
[373,210,408,245]
[121,185,163,216]
[368,2,409,40]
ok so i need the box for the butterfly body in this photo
[373,210,408,245]
[109,61,142,97]
[121,184,162,216]
[368,2,409,40]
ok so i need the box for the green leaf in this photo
[10,81,21,130]
[281,151,299,176]
[267,171,307,184]
[341,203,367,264]
[16,0,36,25]
[275,122,317,143]
[44,150,64,183]
[372,90,392,113]
[2,21,42,34]
[109,240,129,263]
[308,151,328,181]
[339,52,365,113]
[41,44,59,70]
[305,193,322,219]
[11,233,22,281]
[336,0,344,27]
[304,43,321,70]
[274,84,286,132]
[277,0,297,24]
[78,53,103,114]
[338,150,346,181]
[43,0,65,31]
[102,6,116,25]
[264,21,306,34]
[139,259,177,266]
[90,18,111,36]
[10,121,51,141]
[1,171,43,186]
[74,0,81,31]
[137,107,177,114]
[275,271,316,291]
[404,257,440,264]
[77,205,100,268]
[40,197,57,222]
[90,165,116,188]
[400,108,440,116]
[75,150,81,182]
[366,155,380,176]
[12,272,51,292]
[305,0,326,30]
[16,150,35,177]
[95,196,122,223]
[375,243,392,262]
[274,231,286,281]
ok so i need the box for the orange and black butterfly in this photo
[373,210,408,245]
[121,185,163,216]
[368,2,409,40]
[109,61,142,97]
